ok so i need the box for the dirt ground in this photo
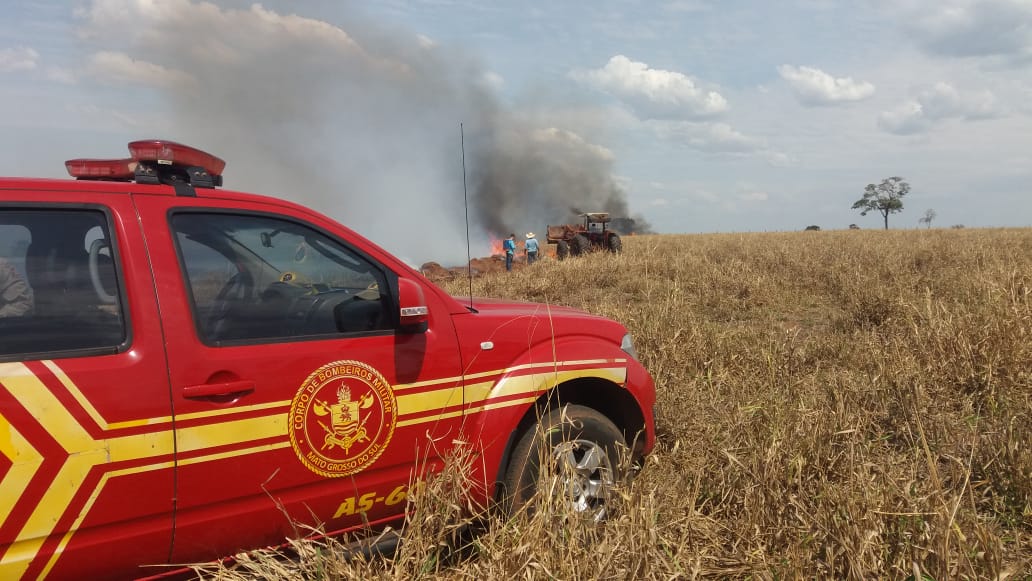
[420,247,557,281]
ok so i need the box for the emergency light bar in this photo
[64,158,136,180]
[128,140,226,175]
[65,140,225,190]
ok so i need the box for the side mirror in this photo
[398,278,429,333]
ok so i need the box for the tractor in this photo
[546,212,622,260]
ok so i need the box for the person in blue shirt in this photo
[503,233,516,271]
[524,232,540,265]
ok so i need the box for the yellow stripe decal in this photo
[176,442,291,467]
[0,415,42,533]
[0,357,629,577]
[397,408,464,428]
[39,459,176,579]
[42,360,172,430]
[175,415,286,455]
[396,386,464,416]
[483,367,626,401]
[0,363,292,578]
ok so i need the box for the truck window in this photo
[171,212,391,344]
[0,209,126,358]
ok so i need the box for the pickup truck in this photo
[0,140,656,579]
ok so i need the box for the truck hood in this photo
[451,296,627,340]
[459,296,591,317]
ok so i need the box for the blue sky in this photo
[1,1,1030,263]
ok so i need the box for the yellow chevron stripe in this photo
[4,452,106,579]
[42,360,171,430]
[41,439,294,578]
[38,458,177,579]
[0,415,42,533]
[0,357,629,577]
[0,364,291,578]
[46,359,290,428]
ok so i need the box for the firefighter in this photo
[503,233,516,271]
[525,232,539,265]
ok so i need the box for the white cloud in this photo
[480,71,504,92]
[45,67,77,84]
[647,119,794,167]
[78,0,400,73]
[765,152,794,167]
[652,121,764,153]
[879,82,1002,134]
[0,46,39,72]
[416,34,437,49]
[87,51,196,89]
[897,0,1032,65]
[739,191,769,202]
[570,55,728,119]
[663,1,712,13]
[777,65,875,105]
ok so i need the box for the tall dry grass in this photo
[199,228,1031,580]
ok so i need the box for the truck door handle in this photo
[183,380,255,399]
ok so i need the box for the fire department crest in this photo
[289,360,397,477]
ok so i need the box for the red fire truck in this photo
[0,141,656,579]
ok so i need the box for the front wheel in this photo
[607,233,622,253]
[502,404,625,521]
[570,234,590,256]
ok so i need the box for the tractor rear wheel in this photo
[607,233,622,253]
[570,234,590,256]
[556,240,569,260]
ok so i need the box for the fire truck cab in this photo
[0,141,655,579]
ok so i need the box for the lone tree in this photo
[852,176,909,229]
[919,208,937,229]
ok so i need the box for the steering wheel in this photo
[88,238,116,305]
[206,271,254,337]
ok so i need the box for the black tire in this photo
[607,233,622,253]
[570,234,590,256]
[502,404,625,520]
[556,240,569,261]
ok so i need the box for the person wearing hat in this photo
[524,232,540,265]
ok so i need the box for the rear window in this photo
[0,208,126,359]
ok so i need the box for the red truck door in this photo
[0,195,175,580]
[132,192,466,562]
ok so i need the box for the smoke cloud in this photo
[79,1,649,265]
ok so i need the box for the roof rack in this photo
[65,140,225,195]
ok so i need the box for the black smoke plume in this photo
[78,1,650,264]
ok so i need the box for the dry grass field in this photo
[201,228,1031,580]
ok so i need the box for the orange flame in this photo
[489,236,505,257]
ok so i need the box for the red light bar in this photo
[128,140,226,176]
[65,158,136,180]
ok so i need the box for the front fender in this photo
[460,335,650,505]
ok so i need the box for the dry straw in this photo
[196,228,1031,580]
